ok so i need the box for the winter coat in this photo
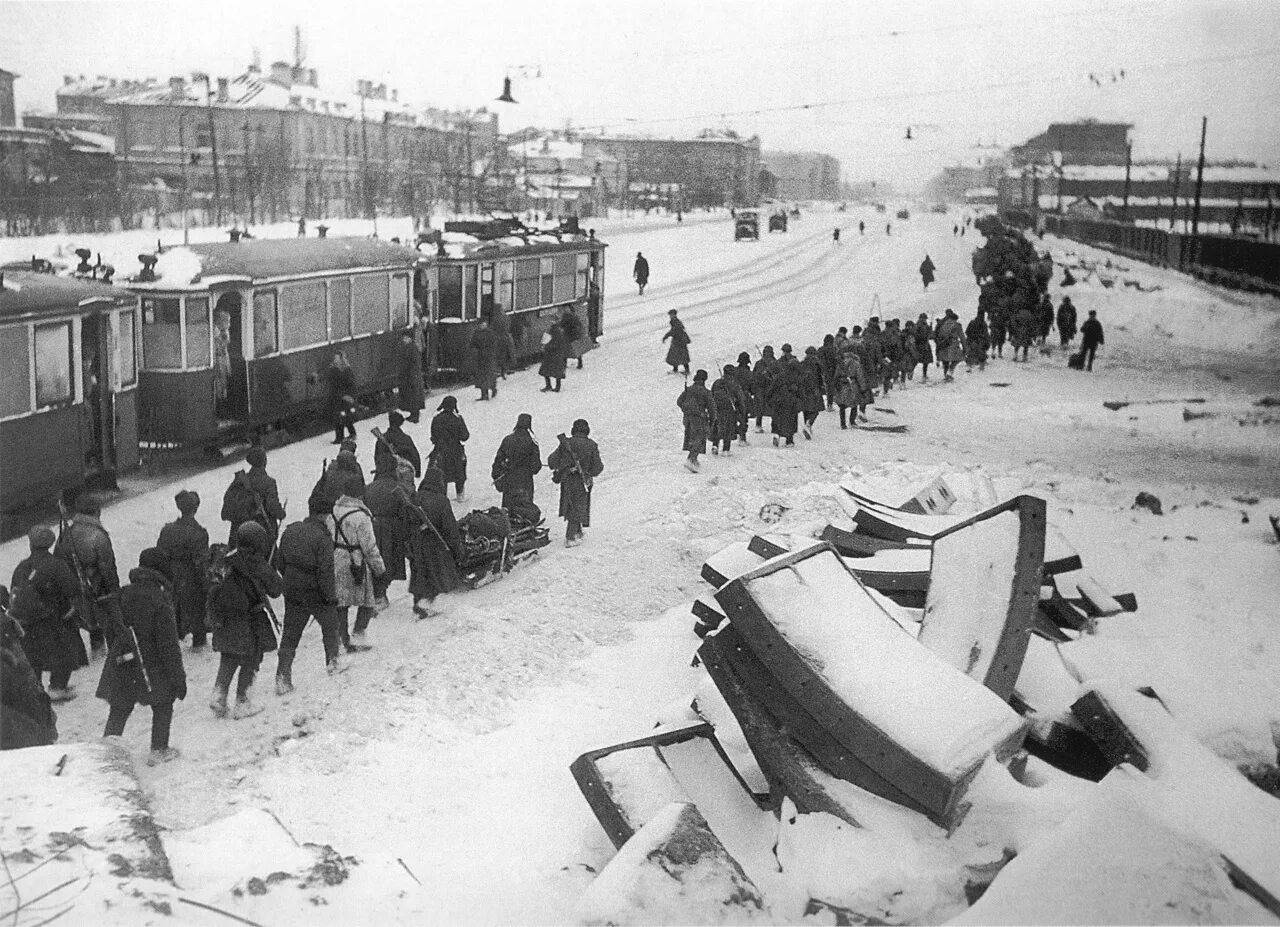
[398,339,426,413]
[375,425,421,478]
[273,515,337,607]
[1081,317,1105,349]
[327,363,357,415]
[492,312,517,369]
[311,452,366,515]
[817,343,840,395]
[798,356,825,414]
[1,611,57,748]
[678,383,715,453]
[1056,300,1078,341]
[209,549,282,659]
[920,257,936,286]
[560,310,585,356]
[9,550,86,674]
[752,357,777,416]
[492,429,542,500]
[328,496,386,608]
[471,327,499,391]
[936,318,966,363]
[223,466,286,540]
[766,363,801,437]
[55,514,119,596]
[363,477,411,583]
[539,324,569,379]
[633,256,650,285]
[1037,296,1055,340]
[408,470,463,600]
[989,308,1008,345]
[549,434,604,526]
[834,353,869,408]
[155,514,209,638]
[710,378,740,443]
[732,362,755,404]
[1011,308,1037,348]
[429,410,470,484]
[913,326,934,365]
[965,317,990,365]
[663,319,691,368]
[96,567,185,706]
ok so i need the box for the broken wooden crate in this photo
[713,544,1027,827]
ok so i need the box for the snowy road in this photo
[3,208,1279,923]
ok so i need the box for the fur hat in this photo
[572,418,590,436]
[138,547,171,581]
[340,438,358,453]
[438,395,458,412]
[693,369,708,382]
[737,351,751,365]
[246,446,268,468]
[516,413,533,430]
[27,525,55,550]
[339,472,365,498]
[388,410,404,427]
[235,522,270,556]
[175,490,200,514]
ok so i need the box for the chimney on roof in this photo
[63,75,73,86]
[391,89,398,103]
[307,68,318,88]
[270,61,293,86]
[169,76,185,98]
[216,77,229,103]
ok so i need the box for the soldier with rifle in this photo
[491,413,543,522]
[220,446,286,546]
[547,418,604,548]
[55,493,123,653]
[408,469,464,618]
[273,495,345,692]
[9,525,85,702]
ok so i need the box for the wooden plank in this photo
[1040,581,1089,631]
[1077,575,1124,617]
[1069,690,1150,772]
[900,475,957,516]
[1044,528,1084,576]
[820,523,922,557]
[706,625,933,818]
[746,534,790,559]
[700,541,766,589]
[691,595,726,638]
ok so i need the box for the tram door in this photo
[80,311,114,472]
[214,291,248,421]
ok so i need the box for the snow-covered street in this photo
[3,208,1279,923]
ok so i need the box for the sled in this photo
[569,722,758,850]
[713,544,1026,826]
[457,510,550,589]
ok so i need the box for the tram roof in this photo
[135,237,423,289]
[0,271,129,321]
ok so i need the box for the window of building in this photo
[279,281,328,350]
[553,253,576,303]
[329,278,352,339]
[196,126,212,149]
[34,322,74,408]
[185,296,210,368]
[391,273,411,328]
[252,290,278,357]
[140,296,182,369]
[539,256,555,305]
[352,274,389,333]
[438,265,463,319]
[118,308,137,387]
[514,258,539,310]
[0,327,30,418]
[463,264,478,320]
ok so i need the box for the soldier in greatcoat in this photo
[428,395,470,501]
[547,419,603,547]
[677,369,716,472]
[10,525,85,701]
[156,490,210,649]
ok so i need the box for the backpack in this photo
[9,580,54,630]
[204,543,232,629]
[221,472,261,526]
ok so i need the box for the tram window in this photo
[34,322,74,408]
[185,297,211,368]
[438,265,463,319]
[0,327,31,418]
[539,257,555,305]
[280,281,328,350]
[576,252,590,298]
[140,297,182,369]
[330,278,352,339]
[391,273,411,328]
[498,261,514,314]
[554,253,576,303]
[253,291,279,357]
[353,274,390,333]
[514,259,539,310]
[118,309,137,387]
[463,265,478,320]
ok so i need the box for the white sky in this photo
[3,0,1278,190]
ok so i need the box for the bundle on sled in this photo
[455,505,550,588]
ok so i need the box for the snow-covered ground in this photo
[3,207,1279,923]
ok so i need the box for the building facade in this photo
[579,131,760,208]
[760,150,841,201]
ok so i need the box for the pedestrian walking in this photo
[1037,293,1055,345]
[220,446,286,546]
[677,369,716,471]
[561,307,586,370]
[408,469,464,618]
[919,254,936,290]
[965,310,990,371]
[767,349,801,447]
[1011,301,1037,362]
[1080,310,1105,371]
[374,411,421,478]
[913,313,934,380]
[834,346,869,430]
[364,461,411,608]
[492,311,517,378]
[98,547,187,765]
[273,496,344,693]
[1056,296,1078,347]
[55,493,122,653]
[859,220,865,235]
[817,334,840,408]
[9,525,85,702]
[470,318,499,401]
[633,252,650,295]
[329,473,386,652]
[731,352,754,443]
[935,310,966,380]
[539,322,568,393]
[326,350,358,443]
[709,367,741,457]
[548,420,604,547]
[799,347,825,438]
[156,490,210,649]
[663,309,691,375]
[752,346,777,433]
[833,228,841,244]
[491,413,543,515]
[208,522,282,720]
[428,395,470,501]
[397,334,426,423]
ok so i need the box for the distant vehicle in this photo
[837,203,847,212]
[789,205,802,218]
[768,211,789,233]
[931,203,949,214]
[735,209,760,241]
[874,203,887,214]
[896,209,911,220]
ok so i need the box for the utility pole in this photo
[179,115,190,244]
[1121,142,1132,222]
[1190,116,1207,237]
[242,121,256,225]
[1168,152,1181,231]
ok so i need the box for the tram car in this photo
[0,271,140,530]
[423,219,607,376]
[126,236,423,448]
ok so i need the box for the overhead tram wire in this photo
[579,46,1280,135]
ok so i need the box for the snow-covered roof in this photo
[132,237,421,289]
[1007,164,1280,184]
